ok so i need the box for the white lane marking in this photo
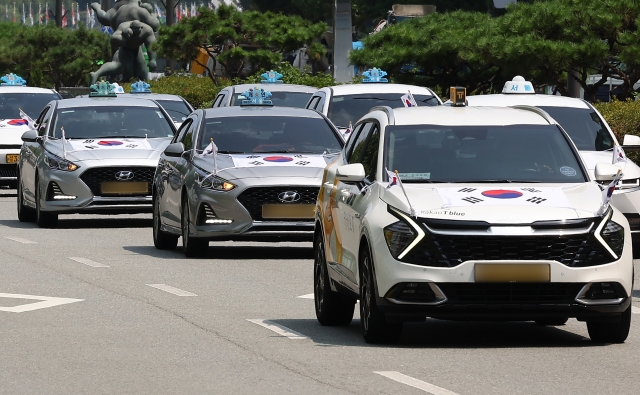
[297,293,314,299]
[69,257,109,268]
[247,319,308,339]
[0,293,83,313]
[374,371,460,395]
[4,237,37,244]
[146,284,197,297]
[632,306,640,314]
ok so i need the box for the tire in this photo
[16,175,35,222]
[587,305,632,344]
[535,317,568,326]
[181,197,208,257]
[314,232,355,326]
[359,243,402,344]
[35,177,58,228]
[153,192,178,250]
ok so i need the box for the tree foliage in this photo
[351,0,640,100]
[154,5,327,83]
[0,23,110,89]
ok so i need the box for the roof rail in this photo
[508,105,556,125]
[369,105,395,125]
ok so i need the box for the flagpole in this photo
[61,126,67,159]
[394,170,416,217]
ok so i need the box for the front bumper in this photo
[0,148,19,184]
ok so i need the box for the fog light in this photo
[576,282,627,305]
[53,195,77,200]
[205,219,233,224]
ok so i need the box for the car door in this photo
[22,104,53,205]
[161,117,196,228]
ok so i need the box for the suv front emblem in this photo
[278,191,301,203]
[115,171,134,181]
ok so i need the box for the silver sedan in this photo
[153,106,344,257]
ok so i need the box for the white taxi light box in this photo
[502,75,535,94]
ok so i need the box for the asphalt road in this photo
[1,186,639,395]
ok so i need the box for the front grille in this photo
[79,166,155,196]
[402,232,615,268]
[236,186,319,221]
[437,283,585,304]
[0,164,17,178]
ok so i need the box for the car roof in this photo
[227,84,317,93]
[322,83,438,97]
[390,106,552,126]
[56,96,162,109]
[466,94,590,109]
[116,93,187,101]
[0,86,59,95]
[203,106,325,118]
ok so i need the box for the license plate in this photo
[475,263,550,283]
[262,204,314,219]
[6,154,19,163]
[100,181,148,195]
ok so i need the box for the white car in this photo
[0,74,61,188]
[306,72,441,136]
[314,95,632,344]
[466,76,640,257]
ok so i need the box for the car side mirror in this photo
[594,162,622,181]
[623,134,640,149]
[21,129,38,143]
[164,142,185,157]
[336,163,366,183]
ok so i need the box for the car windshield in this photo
[536,106,613,151]
[0,92,60,119]
[156,99,192,123]
[230,91,312,108]
[385,124,586,183]
[328,93,439,127]
[51,106,175,139]
[198,116,343,154]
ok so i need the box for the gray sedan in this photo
[153,106,344,257]
[17,96,176,228]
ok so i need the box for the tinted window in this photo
[537,106,613,151]
[385,124,586,183]
[230,92,312,108]
[51,106,175,139]
[361,125,380,180]
[348,123,373,163]
[198,116,342,154]
[156,100,192,123]
[328,93,439,127]
[173,119,193,144]
[0,92,60,119]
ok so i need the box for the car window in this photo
[155,100,191,123]
[360,124,380,180]
[0,92,60,119]
[307,96,320,110]
[537,106,614,151]
[173,118,193,144]
[384,124,587,183]
[37,106,52,137]
[198,116,342,154]
[229,91,312,108]
[344,122,365,160]
[212,93,225,107]
[327,93,439,127]
[347,123,373,163]
[317,94,326,112]
[180,120,198,150]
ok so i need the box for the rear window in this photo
[328,93,439,127]
[537,106,614,151]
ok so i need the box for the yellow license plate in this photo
[100,181,148,195]
[475,264,550,283]
[262,204,314,219]
[6,154,19,163]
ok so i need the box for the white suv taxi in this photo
[467,76,640,258]
[314,89,633,344]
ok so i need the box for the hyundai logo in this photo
[115,171,134,181]
[278,191,301,203]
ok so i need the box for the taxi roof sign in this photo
[130,80,151,93]
[362,68,389,83]
[89,81,117,97]
[260,70,283,84]
[240,87,273,106]
[1,73,26,86]
[449,86,466,106]
[502,75,535,94]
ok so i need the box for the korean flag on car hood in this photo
[46,138,171,161]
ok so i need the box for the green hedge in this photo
[593,100,640,164]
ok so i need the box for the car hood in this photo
[192,153,339,180]
[44,137,171,162]
[0,121,30,144]
[380,182,604,223]
[579,150,640,180]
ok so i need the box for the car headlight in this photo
[43,151,79,171]
[595,209,625,259]
[384,205,425,260]
[196,169,235,191]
